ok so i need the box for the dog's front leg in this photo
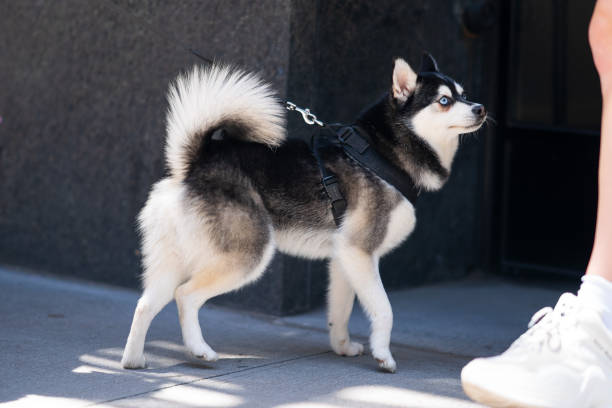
[335,244,396,373]
[328,257,364,357]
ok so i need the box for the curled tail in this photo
[165,65,286,181]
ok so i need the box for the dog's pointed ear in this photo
[419,52,439,73]
[392,58,417,103]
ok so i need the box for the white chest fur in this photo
[376,198,416,256]
[275,228,335,259]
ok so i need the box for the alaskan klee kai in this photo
[122,53,487,372]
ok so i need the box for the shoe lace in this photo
[512,293,578,353]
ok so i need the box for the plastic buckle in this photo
[338,127,353,143]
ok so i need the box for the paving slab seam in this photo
[88,350,332,406]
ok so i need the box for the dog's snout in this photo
[472,104,485,117]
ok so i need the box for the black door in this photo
[497,0,601,276]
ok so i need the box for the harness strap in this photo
[322,175,347,226]
[311,125,420,227]
[337,126,420,204]
[311,131,347,226]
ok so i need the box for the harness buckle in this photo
[321,175,347,226]
[337,127,352,143]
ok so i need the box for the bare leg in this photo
[327,257,364,357]
[586,0,612,282]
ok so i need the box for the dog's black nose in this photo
[472,104,486,117]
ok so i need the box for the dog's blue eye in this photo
[461,93,467,100]
[439,96,449,106]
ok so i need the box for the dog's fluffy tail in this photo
[165,65,286,181]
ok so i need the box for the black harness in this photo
[311,125,420,226]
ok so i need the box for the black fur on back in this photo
[183,71,457,251]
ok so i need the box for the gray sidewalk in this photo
[0,267,566,407]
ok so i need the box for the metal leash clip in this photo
[286,101,324,126]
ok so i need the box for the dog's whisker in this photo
[485,115,497,126]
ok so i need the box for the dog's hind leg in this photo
[121,254,183,369]
[122,179,186,369]
[174,261,241,362]
[335,243,396,373]
[328,257,364,357]
[175,240,275,361]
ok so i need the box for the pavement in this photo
[0,267,569,408]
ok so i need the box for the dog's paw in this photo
[332,339,364,357]
[121,353,146,369]
[189,343,219,362]
[372,349,396,373]
[194,350,219,362]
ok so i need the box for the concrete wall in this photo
[0,1,499,315]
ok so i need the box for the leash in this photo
[106,0,323,128]
[188,50,325,127]
[285,102,324,126]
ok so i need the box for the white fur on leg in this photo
[122,179,187,369]
[122,255,182,368]
[122,282,178,369]
[121,300,149,369]
[335,242,396,372]
[175,281,219,361]
[174,239,276,362]
[328,258,364,357]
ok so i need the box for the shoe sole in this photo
[462,381,546,408]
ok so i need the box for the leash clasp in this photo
[286,101,324,126]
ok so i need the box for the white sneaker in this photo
[461,293,612,408]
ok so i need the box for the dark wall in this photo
[0,1,499,315]
[0,0,296,315]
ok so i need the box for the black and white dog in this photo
[122,53,486,372]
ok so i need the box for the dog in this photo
[121,53,487,372]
